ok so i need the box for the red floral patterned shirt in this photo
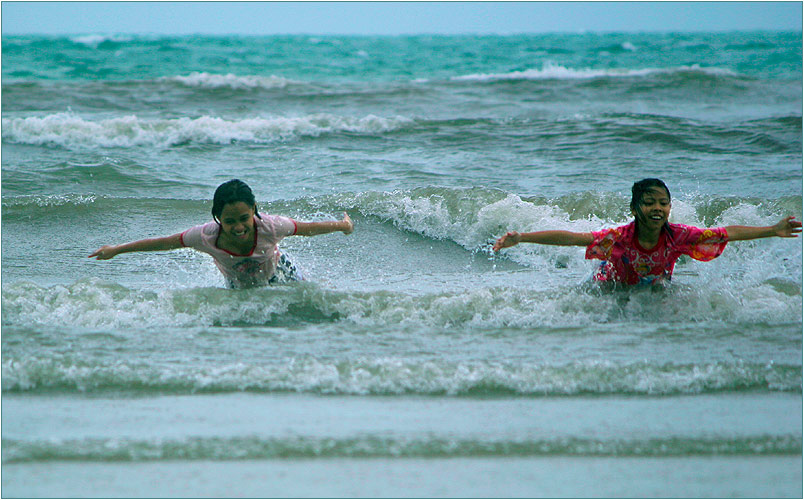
[585,221,729,285]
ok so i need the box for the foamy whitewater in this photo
[2,32,802,497]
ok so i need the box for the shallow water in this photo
[2,31,802,497]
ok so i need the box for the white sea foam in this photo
[4,434,800,463]
[2,265,800,332]
[69,34,132,48]
[2,194,98,208]
[354,189,605,265]
[1,112,413,149]
[452,63,737,82]
[167,72,301,90]
[2,353,800,395]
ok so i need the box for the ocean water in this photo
[2,32,802,497]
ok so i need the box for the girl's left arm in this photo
[725,216,802,241]
[295,212,354,236]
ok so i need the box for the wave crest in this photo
[166,72,301,90]
[451,63,738,82]
[4,434,799,463]
[3,271,801,332]
[1,112,413,149]
[3,355,800,396]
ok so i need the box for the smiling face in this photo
[632,186,671,230]
[217,201,256,245]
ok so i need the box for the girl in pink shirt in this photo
[493,178,801,286]
[90,179,353,288]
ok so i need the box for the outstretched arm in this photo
[493,230,594,251]
[726,216,802,242]
[88,233,184,260]
[295,212,354,237]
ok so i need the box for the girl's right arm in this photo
[493,230,594,252]
[725,216,802,241]
[89,233,184,260]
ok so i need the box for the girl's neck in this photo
[635,222,662,250]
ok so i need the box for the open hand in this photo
[88,245,119,260]
[492,231,521,252]
[773,216,802,238]
[341,212,354,235]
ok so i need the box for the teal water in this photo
[2,32,802,497]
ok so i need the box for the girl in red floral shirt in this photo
[493,178,801,285]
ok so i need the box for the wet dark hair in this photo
[211,179,262,222]
[630,178,672,235]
